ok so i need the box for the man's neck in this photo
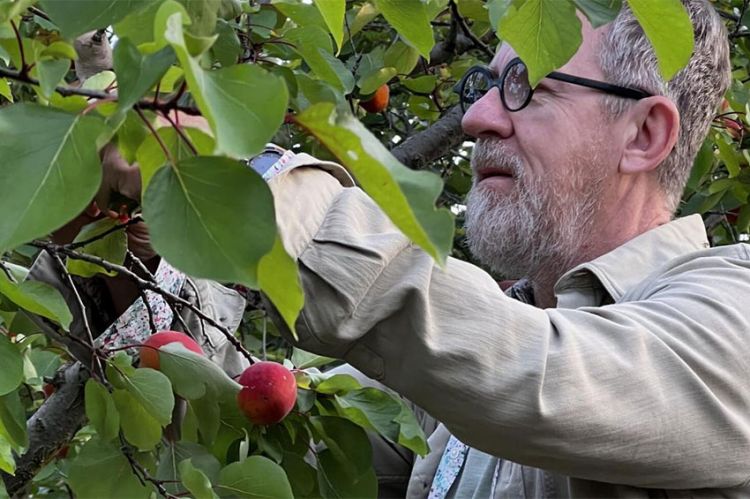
[529,202,672,309]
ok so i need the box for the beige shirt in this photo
[270,163,750,497]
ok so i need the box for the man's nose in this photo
[461,87,514,139]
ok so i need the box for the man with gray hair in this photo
[268,1,747,497]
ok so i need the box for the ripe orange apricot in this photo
[360,84,390,113]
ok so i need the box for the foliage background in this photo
[0,0,747,497]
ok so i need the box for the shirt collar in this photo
[554,215,710,305]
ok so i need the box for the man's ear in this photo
[619,96,680,174]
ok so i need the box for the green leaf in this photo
[180,459,219,499]
[39,40,79,61]
[309,416,371,478]
[295,103,454,264]
[627,0,693,81]
[686,139,714,191]
[716,137,741,178]
[40,0,154,38]
[273,0,326,30]
[66,218,127,278]
[286,26,353,92]
[402,75,437,94]
[317,448,377,499]
[280,452,317,497]
[337,387,429,456]
[212,19,241,67]
[136,126,215,192]
[156,441,221,495]
[571,0,622,27]
[257,235,303,335]
[216,456,294,498]
[166,13,288,158]
[36,58,69,99]
[372,0,434,59]
[291,348,335,370]
[143,156,276,287]
[178,0,220,36]
[85,379,120,441]
[114,39,176,112]
[0,104,104,253]
[0,272,73,330]
[123,368,175,426]
[358,67,396,95]
[0,0,37,23]
[383,40,420,76]
[28,349,61,379]
[0,389,27,449]
[113,388,163,450]
[314,0,346,53]
[68,437,152,499]
[0,436,15,474]
[498,0,582,86]
[315,374,361,395]
[158,343,241,401]
[0,78,12,102]
[114,0,163,46]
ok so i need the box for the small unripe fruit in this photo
[360,84,390,113]
[237,361,297,425]
[139,331,204,370]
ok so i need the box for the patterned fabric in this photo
[427,278,536,498]
[427,435,471,499]
[96,259,186,350]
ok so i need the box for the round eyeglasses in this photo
[455,57,652,113]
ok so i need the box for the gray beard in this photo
[465,139,604,280]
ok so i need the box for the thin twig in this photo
[10,20,27,75]
[135,107,176,165]
[158,110,198,155]
[32,241,254,365]
[119,435,179,499]
[48,253,106,378]
[449,0,493,58]
[68,217,142,251]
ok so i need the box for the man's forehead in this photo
[488,44,516,74]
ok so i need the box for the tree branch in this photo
[1,363,90,498]
[392,105,467,170]
[0,66,201,115]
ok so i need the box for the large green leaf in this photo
[336,387,428,456]
[180,459,219,499]
[295,103,454,264]
[498,0,582,86]
[314,0,346,53]
[286,25,353,93]
[0,436,14,474]
[572,0,622,27]
[0,389,27,449]
[628,0,694,81]
[136,126,215,192]
[158,343,241,401]
[257,235,303,334]
[113,388,163,450]
[309,416,371,478]
[143,156,276,287]
[68,437,152,499]
[66,218,127,278]
[0,271,72,330]
[36,58,70,99]
[39,0,154,38]
[216,456,294,498]
[165,13,288,158]
[123,367,175,426]
[0,104,104,253]
[85,379,120,441]
[372,0,434,59]
[114,39,176,112]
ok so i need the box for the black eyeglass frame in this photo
[456,57,653,113]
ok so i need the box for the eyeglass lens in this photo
[461,70,490,112]
[503,62,531,111]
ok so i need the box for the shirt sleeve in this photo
[268,166,750,489]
